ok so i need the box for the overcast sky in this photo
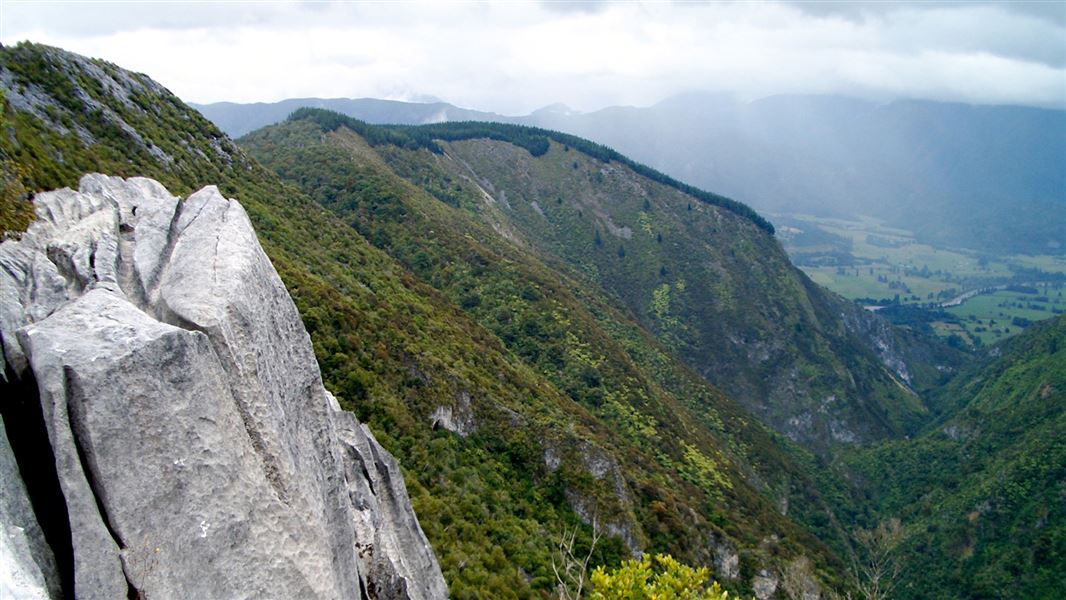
[2,1,1063,114]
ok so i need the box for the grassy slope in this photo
[841,316,1066,599]
[303,111,960,450]
[2,43,851,598]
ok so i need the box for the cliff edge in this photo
[0,174,447,599]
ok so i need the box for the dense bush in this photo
[2,41,840,598]
[244,114,853,594]
[286,108,775,234]
[841,316,1066,599]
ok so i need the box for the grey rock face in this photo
[752,569,780,600]
[0,174,447,600]
[709,535,739,580]
[429,390,475,437]
[0,421,59,600]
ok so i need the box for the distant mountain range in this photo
[193,93,1066,256]
[191,97,509,138]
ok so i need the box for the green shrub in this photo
[589,554,738,600]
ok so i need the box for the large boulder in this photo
[0,174,447,600]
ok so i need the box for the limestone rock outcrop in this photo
[0,174,447,599]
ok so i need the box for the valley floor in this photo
[776,212,1066,346]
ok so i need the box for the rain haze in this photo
[1,0,1064,113]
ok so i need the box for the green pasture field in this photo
[779,214,1066,343]
[943,287,1065,345]
[805,265,959,304]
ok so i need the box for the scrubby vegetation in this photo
[590,554,737,600]
[244,110,854,593]
[1,42,613,598]
[273,111,960,450]
[2,42,846,598]
[5,42,1060,599]
[841,316,1066,599]
[287,107,776,234]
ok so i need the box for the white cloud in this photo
[1,0,1062,112]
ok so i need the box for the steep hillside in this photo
[242,111,862,595]
[530,93,1066,256]
[246,110,961,451]
[2,43,854,599]
[192,93,1066,256]
[841,315,1066,599]
[426,134,941,446]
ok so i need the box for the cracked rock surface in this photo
[0,174,447,600]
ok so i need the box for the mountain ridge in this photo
[197,92,1066,255]
[252,108,963,453]
[191,96,512,138]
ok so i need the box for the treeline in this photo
[286,107,775,234]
